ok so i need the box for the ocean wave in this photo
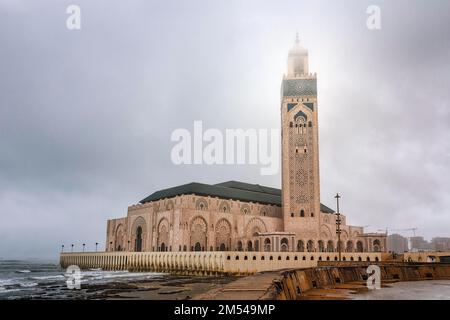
[16,270,31,273]
[0,287,21,294]
[31,275,65,281]
[19,282,38,288]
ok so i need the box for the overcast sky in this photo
[1,0,449,260]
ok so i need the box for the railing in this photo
[60,251,383,275]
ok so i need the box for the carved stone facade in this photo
[105,37,386,254]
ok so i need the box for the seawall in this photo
[59,251,381,275]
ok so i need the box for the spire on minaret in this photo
[287,32,309,76]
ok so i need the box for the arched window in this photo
[346,241,354,252]
[280,238,289,252]
[297,240,305,252]
[356,241,364,252]
[300,210,305,217]
[247,241,253,252]
[318,240,324,252]
[218,200,230,213]
[373,239,381,252]
[327,240,334,252]
[264,238,271,252]
[307,240,314,252]
[195,198,208,211]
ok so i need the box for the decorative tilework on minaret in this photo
[281,35,321,235]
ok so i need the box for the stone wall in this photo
[404,251,450,263]
[274,263,450,299]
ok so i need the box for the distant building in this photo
[431,237,450,251]
[387,233,409,253]
[410,236,433,252]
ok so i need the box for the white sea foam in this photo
[19,282,38,288]
[16,270,31,273]
[31,275,65,281]
[78,270,164,284]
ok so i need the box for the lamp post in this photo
[71,244,74,253]
[61,244,64,253]
[335,193,342,262]
[82,243,86,253]
[95,242,98,252]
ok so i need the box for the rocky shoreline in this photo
[85,275,238,300]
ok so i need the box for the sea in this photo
[0,259,166,300]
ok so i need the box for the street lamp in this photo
[82,243,86,252]
[95,242,98,252]
[71,244,74,252]
[335,193,342,262]
[61,244,64,253]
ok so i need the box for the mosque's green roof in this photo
[139,180,335,213]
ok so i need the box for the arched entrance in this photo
[157,218,169,252]
[115,224,125,251]
[190,216,207,252]
[247,241,253,251]
[135,226,143,252]
[219,243,226,251]
[215,218,232,252]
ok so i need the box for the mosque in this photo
[105,36,387,255]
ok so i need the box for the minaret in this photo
[281,35,320,234]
